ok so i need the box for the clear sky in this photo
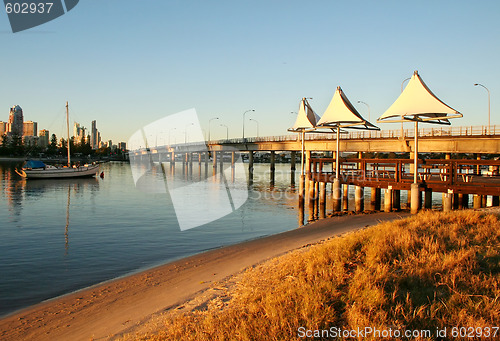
[1,0,499,144]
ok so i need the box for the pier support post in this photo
[342,184,349,211]
[270,151,276,186]
[393,189,401,211]
[308,180,316,222]
[473,194,482,209]
[406,190,411,209]
[319,182,326,219]
[384,186,393,212]
[443,190,453,212]
[355,186,364,212]
[298,174,305,226]
[219,151,224,174]
[410,183,420,214]
[290,151,296,187]
[492,196,500,207]
[461,194,469,209]
[332,178,341,212]
[170,150,175,167]
[370,187,381,211]
[424,188,432,209]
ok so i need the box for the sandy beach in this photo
[0,212,408,341]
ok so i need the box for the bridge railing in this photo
[207,125,499,145]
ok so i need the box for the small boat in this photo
[16,102,100,179]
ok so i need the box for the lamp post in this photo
[184,123,194,144]
[208,117,219,141]
[249,118,259,137]
[357,100,370,122]
[242,109,255,139]
[220,124,229,140]
[474,83,491,134]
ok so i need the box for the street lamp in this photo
[220,124,229,139]
[474,83,491,134]
[184,123,194,144]
[208,117,219,141]
[242,109,255,139]
[357,100,370,122]
[249,118,259,137]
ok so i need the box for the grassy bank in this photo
[130,210,499,340]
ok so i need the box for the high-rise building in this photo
[39,129,49,148]
[73,122,86,144]
[7,105,23,136]
[23,121,37,137]
[91,120,97,149]
[118,142,126,151]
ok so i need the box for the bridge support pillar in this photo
[355,186,364,212]
[219,151,224,174]
[443,190,453,212]
[424,188,432,209]
[308,180,316,221]
[406,190,411,209]
[492,196,500,207]
[248,151,254,182]
[189,152,193,177]
[290,151,296,187]
[384,186,393,212]
[482,195,487,207]
[204,151,208,176]
[393,189,401,211]
[170,150,175,168]
[342,184,349,211]
[332,178,341,212]
[270,151,276,186]
[212,151,217,174]
[410,183,420,214]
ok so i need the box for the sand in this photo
[0,212,408,341]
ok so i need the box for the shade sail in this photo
[288,98,320,132]
[317,86,379,130]
[378,71,462,124]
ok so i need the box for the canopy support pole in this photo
[414,120,418,184]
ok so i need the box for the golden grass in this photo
[129,210,500,341]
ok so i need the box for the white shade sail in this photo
[378,71,462,124]
[317,86,379,130]
[289,98,320,132]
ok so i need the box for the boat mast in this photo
[66,101,71,167]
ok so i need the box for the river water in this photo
[0,161,300,317]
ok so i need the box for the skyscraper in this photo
[91,120,97,149]
[7,105,23,136]
[0,121,6,143]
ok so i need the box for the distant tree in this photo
[47,134,58,155]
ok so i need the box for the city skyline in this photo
[0,1,499,143]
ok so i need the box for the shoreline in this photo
[0,212,408,341]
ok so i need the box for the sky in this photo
[1,0,499,144]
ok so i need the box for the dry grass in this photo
[128,210,500,340]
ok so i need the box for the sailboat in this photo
[15,102,100,179]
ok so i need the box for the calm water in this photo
[0,161,300,317]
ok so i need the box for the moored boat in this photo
[15,160,99,179]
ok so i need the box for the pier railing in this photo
[308,157,500,196]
